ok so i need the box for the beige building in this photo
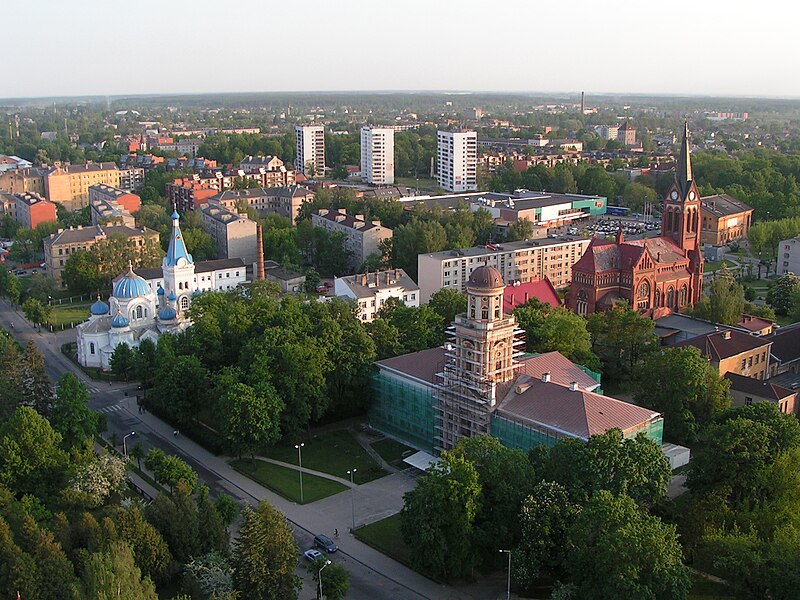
[0,167,47,196]
[417,237,591,303]
[778,234,800,277]
[725,372,796,415]
[200,203,258,265]
[43,224,160,288]
[211,186,314,224]
[89,185,141,227]
[311,208,393,272]
[700,194,753,246]
[676,329,772,381]
[45,162,121,209]
[334,269,419,322]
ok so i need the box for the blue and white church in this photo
[77,210,247,369]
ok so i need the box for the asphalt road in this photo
[0,300,427,600]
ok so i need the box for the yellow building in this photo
[700,194,753,246]
[0,167,47,196]
[45,162,121,209]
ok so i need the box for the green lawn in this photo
[265,430,386,484]
[395,176,440,193]
[705,260,736,273]
[48,302,92,327]
[231,458,348,504]
[371,438,415,468]
[353,513,414,567]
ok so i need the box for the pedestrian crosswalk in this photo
[97,404,124,414]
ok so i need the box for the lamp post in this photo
[122,431,136,459]
[500,549,512,600]
[294,443,304,504]
[318,559,331,599]
[346,468,357,531]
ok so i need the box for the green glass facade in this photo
[369,371,436,454]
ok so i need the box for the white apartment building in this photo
[295,125,326,177]
[417,237,591,303]
[778,235,800,276]
[311,208,393,272]
[437,130,477,192]
[334,268,419,322]
[594,125,620,141]
[360,127,395,185]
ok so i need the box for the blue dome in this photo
[90,299,109,315]
[159,305,177,321]
[111,312,130,328]
[113,267,151,299]
[192,289,201,296]
[167,291,177,302]
[157,286,165,296]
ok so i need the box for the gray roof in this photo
[264,267,305,281]
[195,258,245,273]
[423,235,588,261]
[701,194,752,218]
[212,185,314,202]
[46,224,157,246]
[338,269,418,299]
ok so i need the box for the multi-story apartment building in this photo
[778,235,800,276]
[417,236,591,303]
[295,125,325,177]
[119,154,166,172]
[200,204,257,265]
[700,194,753,245]
[594,125,619,140]
[43,224,160,288]
[239,155,285,174]
[45,162,121,208]
[119,167,145,192]
[210,186,315,224]
[311,208,393,272]
[360,127,395,185]
[617,122,637,146]
[676,329,772,381]
[166,178,221,212]
[14,193,57,229]
[89,185,141,226]
[437,130,477,192]
[334,269,419,322]
[0,167,47,196]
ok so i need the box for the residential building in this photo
[437,130,478,192]
[0,155,32,172]
[700,194,753,245]
[417,236,591,303]
[210,186,314,224]
[200,204,257,264]
[119,167,145,192]
[334,269,419,322]
[45,162,121,208]
[14,193,57,229]
[617,122,636,146]
[43,224,160,288]
[295,125,325,177]
[566,124,704,317]
[370,266,662,454]
[778,234,800,276]
[676,329,772,380]
[767,324,800,377]
[76,212,246,369]
[0,167,47,196]
[166,178,220,212]
[725,372,796,415]
[311,208,392,271]
[738,315,775,336]
[0,192,15,217]
[263,263,306,293]
[119,154,165,172]
[239,155,285,174]
[595,125,619,141]
[360,127,395,185]
[89,185,141,226]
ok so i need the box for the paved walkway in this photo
[251,456,355,487]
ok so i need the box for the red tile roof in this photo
[375,347,445,384]
[517,352,600,391]
[504,280,560,312]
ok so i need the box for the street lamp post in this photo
[318,559,331,599]
[294,443,305,504]
[500,549,512,600]
[122,431,136,459]
[346,468,357,531]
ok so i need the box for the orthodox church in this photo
[566,123,704,317]
[77,210,246,369]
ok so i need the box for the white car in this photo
[304,549,325,562]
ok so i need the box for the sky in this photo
[3,0,800,99]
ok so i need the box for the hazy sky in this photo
[3,0,799,99]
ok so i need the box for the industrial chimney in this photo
[256,224,265,281]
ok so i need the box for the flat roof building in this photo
[296,125,325,177]
[89,184,141,227]
[210,186,314,225]
[361,127,395,186]
[200,204,257,265]
[437,130,477,192]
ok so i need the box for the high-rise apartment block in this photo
[437,130,477,192]
[360,127,395,185]
[295,125,325,177]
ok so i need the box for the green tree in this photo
[145,482,200,564]
[62,250,105,295]
[197,485,229,556]
[20,340,52,416]
[232,501,301,600]
[392,218,447,279]
[428,288,467,329]
[0,516,39,599]
[132,338,158,388]
[130,441,145,471]
[80,541,158,600]
[112,504,171,584]
[768,272,800,315]
[144,449,198,493]
[51,372,99,448]
[692,266,746,325]
[18,515,79,600]
[506,218,534,241]
[109,343,134,380]
[0,334,23,421]
[22,297,51,326]
[220,381,283,461]
[308,559,350,600]
[214,494,240,534]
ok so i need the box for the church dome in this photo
[157,286,165,296]
[167,290,177,302]
[159,305,177,321]
[90,298,109,315]
[110,311,130,328]
[467,265,505,291]
[113,265,151,299]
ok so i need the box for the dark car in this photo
[313,534,338,553]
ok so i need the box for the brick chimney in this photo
[256,224,265,281]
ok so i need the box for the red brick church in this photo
[567,123,704,317]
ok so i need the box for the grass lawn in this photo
[353,513,414,567]
[48,302,92,327]
[395,176,440,193]
[371,438,415,468]
[265,430,386,484]
[705,260,736,273]
[689,576,738,600]
[231,458,348,504]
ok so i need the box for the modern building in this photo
[566,124,704,317]
[200,204,257,264]
[89,185,141,226]
[295,125,325,177]
[370,265,663,454]
[334,269,419,322]
[360,127,395,186]
[210,186,315,224]
[14,193,57,229]
[437,130,478,192]
[675,329,772,380]
[76,211,246,369]
[45,162,121,208]
[119,167,145,192]
[778,234,800,276]
[700,194,753,245]
[724,372,796,415]
[43,224,160,288]
[311,208,393,271]
[417,236,591,303]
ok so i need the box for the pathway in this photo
[250,456,356,487]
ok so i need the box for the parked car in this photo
[304,549,325,562]
[313,534,338,553]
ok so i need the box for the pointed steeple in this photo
[676,121,693,197]
[164,205,193,266]
[616,223,625,245]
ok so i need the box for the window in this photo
[136,305,143,319]
[748,357,753,367]
[180,296,189,310]
[90,342,95,355]
[745,397,753,406]
[741,359,747,370]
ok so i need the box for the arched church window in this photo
[667,287,675,308]
[180,296,189,311]
[655,289,661,306]
[481,297,489,320]
[576,290,588,317]
[90,342,95,355]
[679,284,688,306]
[136,305,143,319]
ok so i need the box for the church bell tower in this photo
[662,122,702,253]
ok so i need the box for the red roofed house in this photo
[567,123,703,317]
[503,279,560,313]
